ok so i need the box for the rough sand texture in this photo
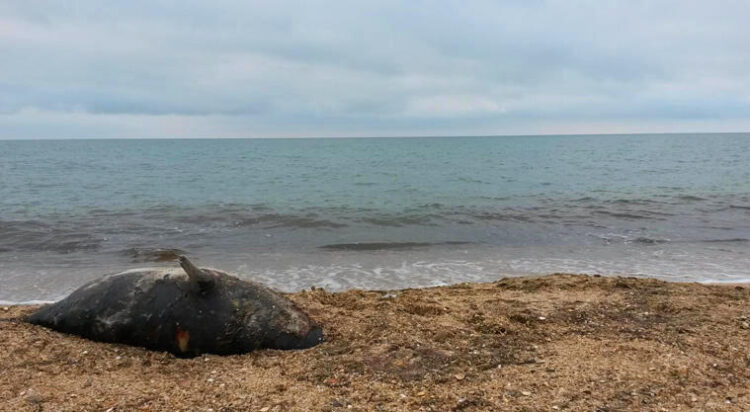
[2,274,750,411]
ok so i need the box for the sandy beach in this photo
[2,274,750,411]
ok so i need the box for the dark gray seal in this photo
[27,256,322,357]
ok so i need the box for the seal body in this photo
[27,262,322,357]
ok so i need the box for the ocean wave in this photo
[607,198,658,205]
[233,213,347,229]
[121,247,185,262]
[589,233,670,245]
[631,237,669,245]
[591,211,651,220]
[2,195,749,255]
[676,195,707,202]
[0,220,103,253]
[319,241,472,251]
[469,212,533,222]
[358,215,437,227]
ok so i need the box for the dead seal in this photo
[27,256,322,357]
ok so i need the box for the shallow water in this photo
[2,133,750,302]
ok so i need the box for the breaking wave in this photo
[320,241,472,251]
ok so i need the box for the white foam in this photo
[2,241,750,301]
[698,278,750,284]
[0,299,57,306]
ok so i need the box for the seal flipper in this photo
[178,255,215,292]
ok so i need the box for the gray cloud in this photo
[1,0,749,138]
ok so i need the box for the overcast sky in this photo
[1,1,749,138]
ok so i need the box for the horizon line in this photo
[1,131,749,142]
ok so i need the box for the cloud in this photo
[1,0,749,138]
[406,95,507,117]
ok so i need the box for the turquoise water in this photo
[2,133,750,302]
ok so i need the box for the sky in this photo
[1,1,750,139]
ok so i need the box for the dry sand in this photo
[2,274,750,411]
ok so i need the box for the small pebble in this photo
[24,388,44,404]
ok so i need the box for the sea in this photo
[2,133,750,303]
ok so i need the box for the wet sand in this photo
[2,274,750,411]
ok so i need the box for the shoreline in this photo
[3,273,750,410]
[5,268,750,307]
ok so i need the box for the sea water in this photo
[1,133,749,302]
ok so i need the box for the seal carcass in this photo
[27,256,322,357]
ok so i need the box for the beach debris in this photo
[27,256,322,357]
